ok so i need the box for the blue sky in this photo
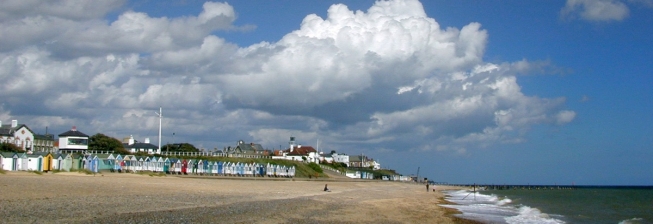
[1,0,652,185]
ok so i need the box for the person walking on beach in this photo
[324,184,330,192]
[426,183,429,192]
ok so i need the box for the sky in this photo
[1,0,652,185]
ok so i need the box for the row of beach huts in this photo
[0,152,296,177]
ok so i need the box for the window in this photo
[68,138,88,145]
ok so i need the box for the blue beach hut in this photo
[217,161,224,175]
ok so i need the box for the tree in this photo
[89,133,126,152]
[0,142,24,152]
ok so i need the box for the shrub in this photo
[307,162,323,173]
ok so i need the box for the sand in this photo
[0,172,473,223]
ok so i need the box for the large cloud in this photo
[0,0,573,153]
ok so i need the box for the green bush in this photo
[307,162,323,173]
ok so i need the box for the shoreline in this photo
[0,171,475,223]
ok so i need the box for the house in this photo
[348,155,375,168]
[271,137,320,163]
[319,152,334,163]
[33,133,55,153]
[224,140,267,155]
[0,120,35,152]
[123,136,158,154]
[58,126,89,153]
[332,152,350,165]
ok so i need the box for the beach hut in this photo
[181,159,188,174]
[202,160,209,175]
[155,157,164,172]
[153,156,163,172]
[289,166,295,178]
[191,159,199,174]
[33,152,53,172]
[52,154,63,170]
[128,156,137,172]
[114,154,124,172]
[226,162,233,176]
[26,154,43,171]
[122,155,132,172]
[15,153,28,171]
[1,152,17,171]
[163,158,170,173]
[58,154,73,172]
[217,161,224,175]
[95,154,114,172]
[71,154,83,170]
[173,158,182,174]
[196,159,204,175]
[257,164,264,177]
[85,155,99,173]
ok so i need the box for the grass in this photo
[29,170,43,175]
[136,171,166,177]
[78,169,95,175]
[0,168,5,174]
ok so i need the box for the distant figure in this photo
[426,183,429,192]
[324,184,331,192]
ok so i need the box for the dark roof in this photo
[34,134,55,140]
[123,142,157,150]
[226,140,265,154]
[59,129,89,137]
[0,124,34,136]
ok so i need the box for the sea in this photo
[440,186,653,224]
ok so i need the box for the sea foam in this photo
[440,190,564,224]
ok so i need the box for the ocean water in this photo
[440,186,653,224]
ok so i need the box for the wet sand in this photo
[0,172,473,223]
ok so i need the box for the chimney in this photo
[144,138,150,144]
[71,126,77,131]
[128,135,134,145]
[11,120,17,128]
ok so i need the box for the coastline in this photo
[0,172,474,223]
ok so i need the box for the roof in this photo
[58,128,89,137]
[284,146,317,156]
[124,142,157,150]
[227,140,265,154]
[34,134,55,140]
[0,124,34,137]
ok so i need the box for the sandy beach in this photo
[0,172,472,223]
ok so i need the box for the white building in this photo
[0,120,35,152]
[58,126,89,153]
[123,135,158,154]
[271,136,321,163]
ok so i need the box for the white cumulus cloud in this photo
[0,0,575,153]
